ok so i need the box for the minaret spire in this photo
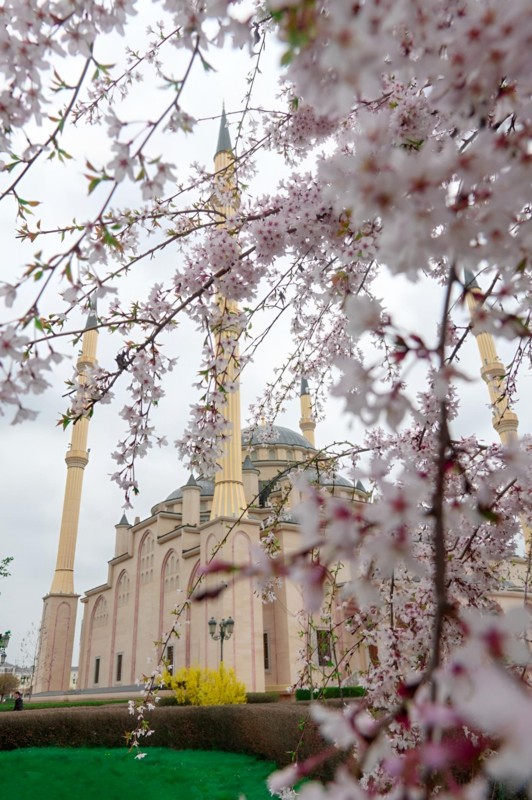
[299,377,316,447]
[464,272,519,444]
[34,307,99,693]
[464,271,531,550]
[215,104,232,157]
[210,108,247,520]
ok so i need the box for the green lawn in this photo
[0,698,129,711]
[1,747,277,800]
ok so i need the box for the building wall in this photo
[77,435,373,693]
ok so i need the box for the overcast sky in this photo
[0,11,530,669]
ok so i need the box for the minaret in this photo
[210,107,247,520]
[464,270,519,445]
[464,270,531,550]
[299,377,316,447]
[34,308,99,694]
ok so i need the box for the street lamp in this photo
[0,631,11,666]
[208,617,235,662]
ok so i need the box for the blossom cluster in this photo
[0,1,531,797]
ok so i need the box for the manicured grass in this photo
[1,692,282,711]
[0,698,129,712]
[0,747,277,800]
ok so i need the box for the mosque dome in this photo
[165,477,215,503]
[161,425,314,507]
[241,424,315,450]
[304,468,354,490]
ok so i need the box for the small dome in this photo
[242,425,314,451]
[165,477,215,502]
[304,468,354,490]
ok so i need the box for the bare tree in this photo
[0,673,19,702]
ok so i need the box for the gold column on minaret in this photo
[50,313,98,593]
[464,270,531,550]
[210,107,247,520]
[299,377,316,447]
[464,272,519,446]
[34,308,99,694]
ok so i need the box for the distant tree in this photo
[0,558,13,605]
[19,623,40,701]
[0,673,19,702]
[0,558,12,580]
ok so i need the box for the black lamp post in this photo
[208,616,235,662]
[0,631,11,666]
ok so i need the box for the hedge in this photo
[0,704,346,779]
[246,692,281,704]
[295,686,365,701]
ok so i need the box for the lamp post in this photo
[208,616,235,662]
[0,631,10,666]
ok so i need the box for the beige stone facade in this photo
[77,423,370,692]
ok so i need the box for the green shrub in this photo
[246,692,280,704]
[157,695,177,707]
[163,664,247,706]
[295,686,365,701]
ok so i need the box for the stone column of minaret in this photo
[464,269,531,550]
[200,109,264,690]
[33,309,98,694]
[210,106,248,520]
[299,377,316,447]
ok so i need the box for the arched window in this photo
[140,533,155,584]
[93,596,108,627]
[163,551,180,594]
[117,571,130,607]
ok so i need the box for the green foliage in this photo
[156,695,178,707]
[246,692,280,704]
[0,747,277,800]
[163,664,247,706]
[0,698,129,713]
[0,557,13,579]
[295,686,365,701]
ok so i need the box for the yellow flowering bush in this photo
[163,664,246,706]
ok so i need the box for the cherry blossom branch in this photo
[72,27,183,125]
[0,55,93,204]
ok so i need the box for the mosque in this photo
[79,406,372,694]
[32,114,530,697]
